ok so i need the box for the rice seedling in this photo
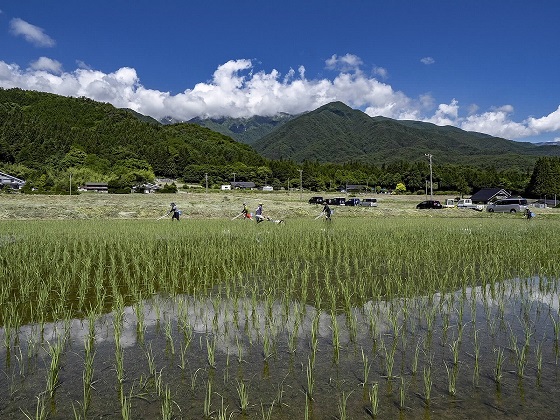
[236,379,249,413]
[423,365,433,404]
[306,356,314,400]
[369,382,379,417]
[337,390,352,420]
[444,362,459,396]
[494,347,505,385]
[45,339,64,398]
[3,214,560,418]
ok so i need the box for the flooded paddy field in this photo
[1,217,559,418]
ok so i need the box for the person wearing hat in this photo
[255,202,265,223]
[168,202,181,221]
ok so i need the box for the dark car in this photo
[308,196,324,205]
[345,198,361,206]
[416,200,443,209]
[325,197,346,206]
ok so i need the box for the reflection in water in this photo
[1,277,560,419]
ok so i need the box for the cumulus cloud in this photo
[30,57,63,74]
[9,18,55,47]
[0,54,559,141]
[421,57,435,65]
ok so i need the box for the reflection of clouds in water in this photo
[1,277,557,358]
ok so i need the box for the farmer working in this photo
[168,202,181,221]
[242,202,251,219]
[322,201,332,221]
[255,202,265,223]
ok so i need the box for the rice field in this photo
[1,214,560,419]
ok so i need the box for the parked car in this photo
[486,198,528,213]
[457,199,484,211]
[326,197,346,206]
[308,196,324,204]
[416,200,443,209]
[360,198,378,207]
[345,198,361,206]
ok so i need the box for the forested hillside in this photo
[0,88,555,197]
[253,102,560,169]
[0,88,266,192]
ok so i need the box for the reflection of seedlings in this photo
[164,317,175,355]
[411,340,421,375]
[423,365,433,404]
[134,301,145,344]
[473,329,480,386]
[207,336,217,369]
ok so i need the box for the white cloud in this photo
[30,57,62,74]
[9,18,55,47]
[373,66,388,79]
[421,57,435,65]
[1,54,559,142]
[527,106,560,133]
[460,107,535,138]
[325,54,363,72]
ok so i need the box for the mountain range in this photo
[191,102,560,170]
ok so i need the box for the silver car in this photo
[360,198,378,207]
[486,198,528,213]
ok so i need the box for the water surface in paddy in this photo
[1,278,560,419]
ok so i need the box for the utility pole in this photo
[69,173,72,196]
[298,169,303,201]
[425,153,433,200]
[205,173,208,195]
[232,172,236,184]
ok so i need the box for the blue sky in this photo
[1,0,559,144]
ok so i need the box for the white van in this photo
[360,198,378,207]
[486,198,528,213]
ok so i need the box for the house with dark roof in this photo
[470,188,510,204]
[231,181,256,189]
[0,171,25,189]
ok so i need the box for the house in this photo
[469,188,510,204]
[343,184,368,193]
[231,181,256,190]
[0,171,26,189]
[133,183,159,194]
[78,182,109,193]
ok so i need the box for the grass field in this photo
[1,192,560,418]
[1,190,558,220]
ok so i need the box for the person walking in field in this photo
[255,202,265,223]
[322,200,332,221]
[168,202,181,221]
[242,202,251,220]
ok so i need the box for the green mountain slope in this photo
[0,88,265,178]
[253,102,559,169]
[188,114,296,145]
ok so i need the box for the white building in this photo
[0,171,25,189]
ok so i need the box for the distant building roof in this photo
[231,181,256,189]
[0,171,26,188]
[470,188,511,203]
